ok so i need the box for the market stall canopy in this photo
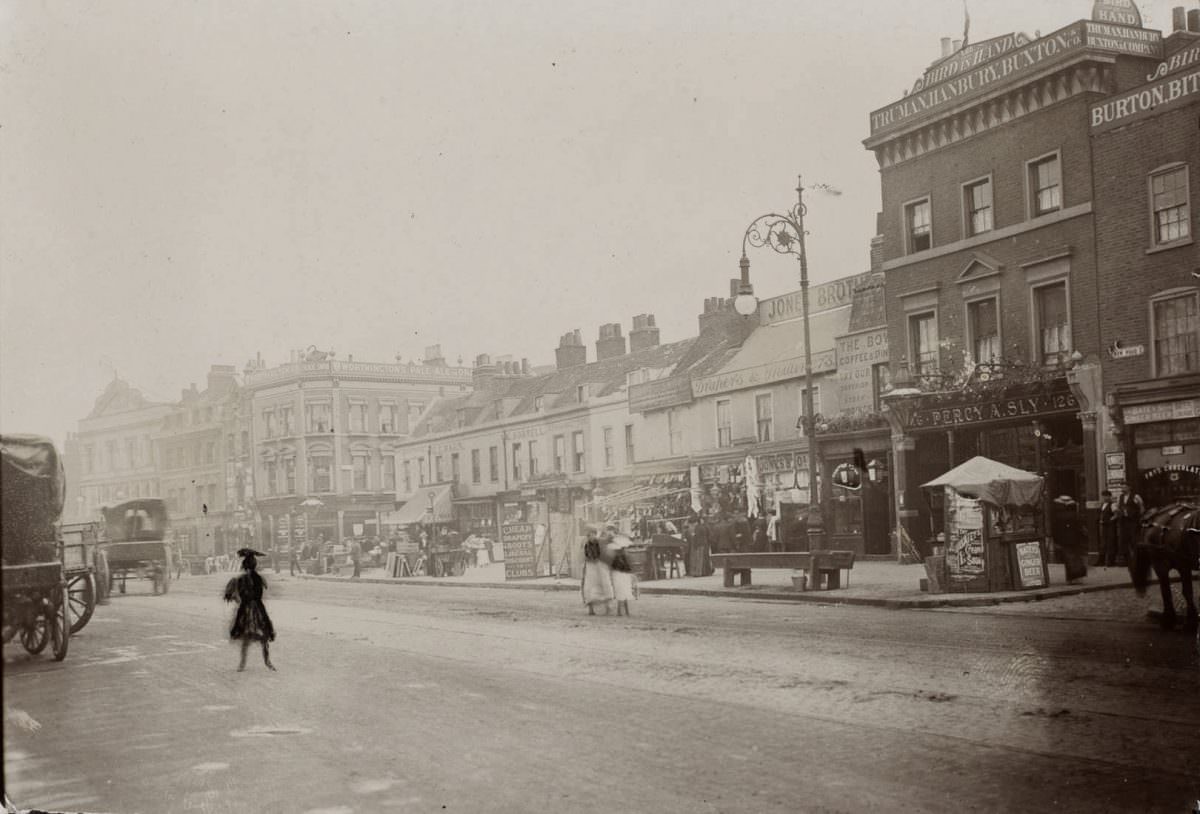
[921,456,1043,509]
[384,483,454,525]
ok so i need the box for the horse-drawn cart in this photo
[1,434,71,661]
[60,521,103,634]
[100,499,173,596]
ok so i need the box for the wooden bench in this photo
[709,550,856,590]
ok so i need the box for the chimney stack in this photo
[629,314,661,353]
[1189,8,1200,32]
[941,37,952,57]
[555,329,587,369]
[423,344,446,367]
[1173,6,1187,30]
[952,39,962,52]
[472,353,497,390]
[596,323,627,361]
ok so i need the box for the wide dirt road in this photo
[4,573,1198,813]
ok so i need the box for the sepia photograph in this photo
[2,0,1198,811]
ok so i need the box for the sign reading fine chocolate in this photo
[909,391,1078,430]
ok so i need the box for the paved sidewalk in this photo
[296,559,1137,609]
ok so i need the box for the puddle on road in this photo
[230,725,313,737]
[351,777,404,794]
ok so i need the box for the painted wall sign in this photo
[909,391,1078,430]
[1122,399,1200,425]
[1142,464,1200,478]
[1147,43,1200,81]
[911,33,1031,93]
[691,350,837,398]
[836,328,889,412]
[758,273,872,325]
[1092,0,1143,27]
[1108,341,1146,359]
[870,21,1161,138]
[1161,444,1184,456]
[628,375,694,414]
[1091,66,1200,132]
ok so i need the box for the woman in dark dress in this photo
[224,548,276,671]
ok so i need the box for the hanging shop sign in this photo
[628,375,694,413]
[1122,398,1200,425]
[909,390,1077,430]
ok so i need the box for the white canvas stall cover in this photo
[921,456,1043,510]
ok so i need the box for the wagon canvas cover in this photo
[1,433,65,564]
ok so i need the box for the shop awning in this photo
[922,456,1043,509]
[383,484,454,525]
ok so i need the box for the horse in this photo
[1130,503,1199,632]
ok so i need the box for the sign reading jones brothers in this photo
[909,390,1079,431]
[869,21,1162,137]
[758,273,872,326]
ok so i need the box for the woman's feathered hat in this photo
[237,548,266,558]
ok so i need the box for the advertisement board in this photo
[500,522,537,579]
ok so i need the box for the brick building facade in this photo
[1091,20,1200,505]
[865,13,1169,550]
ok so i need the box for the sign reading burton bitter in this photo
[1091,44,1200,133]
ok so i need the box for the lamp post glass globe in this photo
[733,290,758,316]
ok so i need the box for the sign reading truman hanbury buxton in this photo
[869,20,1161,138]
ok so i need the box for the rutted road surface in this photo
[4,573,1197,813]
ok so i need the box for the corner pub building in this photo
[864,3,1172,552]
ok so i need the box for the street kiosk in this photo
[921,456,1048,594]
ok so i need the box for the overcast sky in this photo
[0,0,1186,442]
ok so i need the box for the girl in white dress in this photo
[606,535,638,616]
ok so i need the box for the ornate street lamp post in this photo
[740,176,835,542]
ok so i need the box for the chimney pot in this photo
[1189,8,1200,32]
[1173,6,1186,30]
[952,39,962,52]
[940,36,951,57]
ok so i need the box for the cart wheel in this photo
[413,557,427,576]
[20,615,49,655]
[51,589,69,661]
[68,573,96,634]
